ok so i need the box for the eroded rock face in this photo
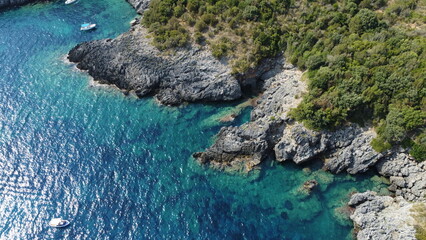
[349,191,417,240]
[376,152,426,201]
[273,123,383,174]
[68,27,242,105]
[193,118,284,171]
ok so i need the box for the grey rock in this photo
[274,123,326,164]
[390,176,406,188]
[376,152,426,200]
[125,0,150,13]
[194,61,306,170]
[348,191,377,206]
[274,123,382,174]
[325,129,382,174]
[193,118,284,170]
[350,193,417,240]
[68,27,242,105]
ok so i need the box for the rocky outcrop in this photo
[192,56,425,200]
[0,0,39,9]
[274,124,382,174]
[193,117,284,171]
[349,191,417,240]
[125,0,150,13]
[376,152,426,201]
[68,26,242,105]
[69,0,272,105]
[193,62,306,170]
[194,59,384,175]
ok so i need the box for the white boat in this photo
[49,218,70,228]
[65,0,77,4]
[80,23,96,31]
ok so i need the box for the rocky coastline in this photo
[193,58,426,238]
[67,0,426,239]
[68,26,242,106]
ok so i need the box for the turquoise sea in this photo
[0,1,390,239]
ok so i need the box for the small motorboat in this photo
[49,218,70,228]
[65,0,77,4]
[80,23,96,31]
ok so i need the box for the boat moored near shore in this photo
[80,23,96,31]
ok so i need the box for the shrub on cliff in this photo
[411,132,426,162]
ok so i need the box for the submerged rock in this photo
[303,179,318,191]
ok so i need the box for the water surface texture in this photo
[0,1,389,239]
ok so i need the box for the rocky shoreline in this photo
[68,26,242,106]
[66,0,426,239]
[349,191,419,239]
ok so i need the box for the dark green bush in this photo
[349,9,380,33]
[411,133,426,162]
[411,144,426,162]
[195,20,208,32]
[201,13,218,26]
[242,6,260,21]
[371,137,392,153]
[211,37,233,58]
[194,32,205,44]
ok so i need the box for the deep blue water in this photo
[0,1,390,239]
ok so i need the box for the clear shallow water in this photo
[0,1,390,239]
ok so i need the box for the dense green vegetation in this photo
[142,0,426,161]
